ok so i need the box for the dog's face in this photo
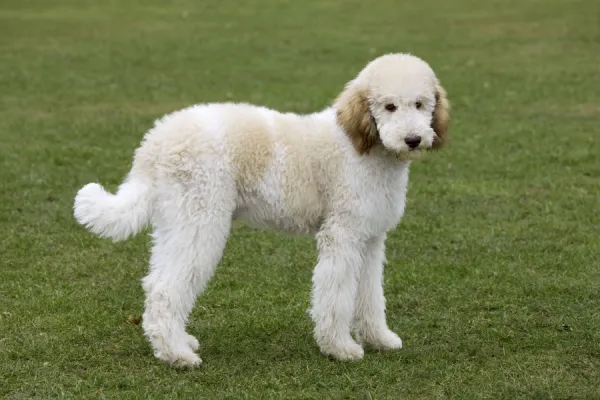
[335,53,450,159]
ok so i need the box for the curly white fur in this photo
[74,53,450,367]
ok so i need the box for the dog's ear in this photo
[431,83,450,149]
[335,85,379,154]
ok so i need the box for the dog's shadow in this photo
[113,314,403,371]
[190,314,319,365]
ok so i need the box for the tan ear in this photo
[335,86,379,154]
[431,83,450,149]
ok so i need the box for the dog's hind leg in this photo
[140,183,234,368]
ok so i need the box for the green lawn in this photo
[1,0,599,398]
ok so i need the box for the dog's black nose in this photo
[404,136,421,149]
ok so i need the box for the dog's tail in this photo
[74,169,152,242]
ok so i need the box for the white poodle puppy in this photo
[74,53,450,367]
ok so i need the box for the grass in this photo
[1,0,599,398]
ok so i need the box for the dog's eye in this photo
[384,103,397,112]
[415,101,423,110]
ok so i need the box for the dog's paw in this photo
[320,340,365,361]
[155,346,202,369]
[172,352,202,369]
[185,333,200,351]
[360,329,403,350]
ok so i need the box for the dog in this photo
[74,53,450,367]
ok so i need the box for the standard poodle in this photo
[74,53,451,367]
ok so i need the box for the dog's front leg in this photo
[353,234,403,351]
[310,229,365,361]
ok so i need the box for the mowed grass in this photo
[1,0,599,398]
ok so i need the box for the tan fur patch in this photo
[274,114,342,230]
[334,87,379,154]
[224,108,273,189]
[431,84,451,149]
[276,115,322,227]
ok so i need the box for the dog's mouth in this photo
[407,144,433,152]
[396,148,424,161]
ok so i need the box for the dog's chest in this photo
[361,188,407,234]
[349,163,409,235]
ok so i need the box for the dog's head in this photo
[334,53,450,159]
